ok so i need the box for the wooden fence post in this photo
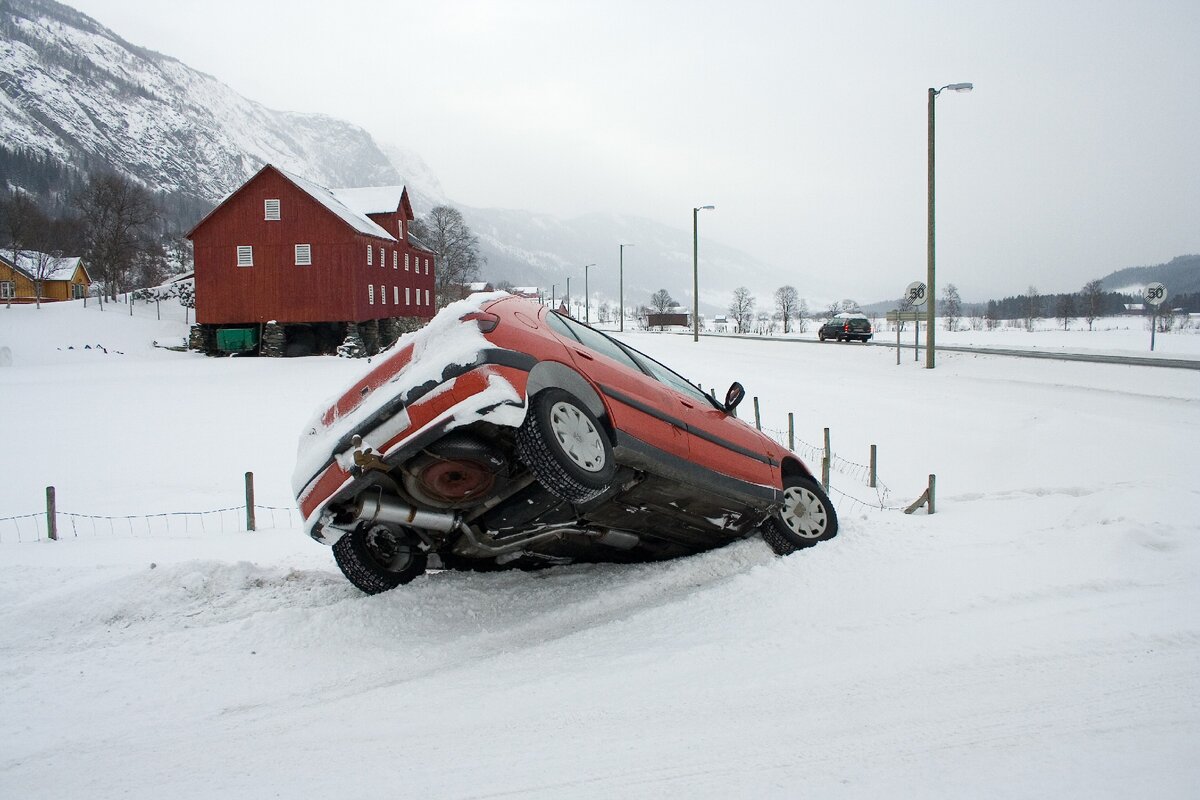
[753,396,761,431]
[928,474,936,515]
[869,444,877,488]
[245,472,256,531]
[787,412,795,451]
[46,486,57,541]
[823,427,831,464]
[822,456,830,492]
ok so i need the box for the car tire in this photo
[333,523,427,594]
[818,333,826,342]
[761,475,839,556]
[516,388,615,503]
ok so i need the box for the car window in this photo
[622,346,718,408]
[551,312,646,374]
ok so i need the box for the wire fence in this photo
[0,504,300,544]
[2,409,930,546]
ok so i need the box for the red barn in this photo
[187,164,437,355]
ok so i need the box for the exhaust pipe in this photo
[356,493,461,533]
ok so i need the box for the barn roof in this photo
[331,186,406,216]
[277,169,396,241]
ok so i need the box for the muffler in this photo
[355,493,461,533]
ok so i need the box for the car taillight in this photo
[843,323,850,333]
[461,311,500,332]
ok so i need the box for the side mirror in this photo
[724,382,745,414]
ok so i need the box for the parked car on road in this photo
[293,293,838,593]
[819,313,873,343]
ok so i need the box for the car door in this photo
[541,312,690,464]
[629,349,779,494]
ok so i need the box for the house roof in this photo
[2,252,87,282]
[331,186,406,216]
[186,164,401,243]
[277,168,396,241]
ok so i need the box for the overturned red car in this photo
[293,293,837,593]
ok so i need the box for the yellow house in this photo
[0,252,92,303]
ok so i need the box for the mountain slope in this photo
[1101,254,1200,295]
[0,0,402,200]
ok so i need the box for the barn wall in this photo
[191,167,437,325]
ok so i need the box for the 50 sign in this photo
[905,281,928,307]
[1145,282,1167,307]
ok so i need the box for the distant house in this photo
[0,252,91,304]
[462,281,495,298]
[510,286,541,300]
[186,164,437,355]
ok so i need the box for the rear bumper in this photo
[296,352,535,542]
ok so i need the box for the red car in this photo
[293,293,837,593]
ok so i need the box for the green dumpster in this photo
[216,327,259,353]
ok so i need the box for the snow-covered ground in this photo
[2,297,1198,799]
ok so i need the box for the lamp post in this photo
[566,277,570,316]
[693,205,715,342]
[618,243,634,332]
[926,82,973,369]
[583,263,595,323]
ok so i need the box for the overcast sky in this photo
[70,0,1200,301]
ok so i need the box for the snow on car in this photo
[293,292,837,593]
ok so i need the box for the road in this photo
[702,332,1200,370]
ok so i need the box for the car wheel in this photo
[516,388,615,503]
[332,523,427,594]
[761,475,839,556]
[819,333,826,342]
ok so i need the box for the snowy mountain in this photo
[0,0,802,312]
[0,0,407,200]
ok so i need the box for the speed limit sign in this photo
[905,281,928,306]
[1145,282,1167,307]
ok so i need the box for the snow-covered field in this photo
[2,298,1198,799]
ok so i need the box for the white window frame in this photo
[368,285,375,305]
[380,284,387,305]
[415,287,421,306]
[237,246,254,267]
[393,286,399,304]
[405,253,410,271]
[379,246,385,267]
[0,281,14,300]
[264,199,280,220]
[367,244,373,266]
[424,258,430,274]
[425,288,430,306]
[295,244,312,266]
[393,251,398,270]
[405,287,411,305]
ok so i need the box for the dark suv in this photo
[819,314,873,343]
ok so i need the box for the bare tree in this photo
[1055,294,1076,331]
[27,250,67,309]
[649,289,675,313]
[74,173,159,300]
[839,298,861,313]
[410,205,485,308]
[774,285,799,333]
[940,283,962,332]
[1024,286,1041,332]
[1081,279,1104,331]
[729,286,755,333]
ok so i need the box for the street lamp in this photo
[926,82,973,369]
[693,205,715,342]
[583,263,595,323]
[618,243,634,332]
